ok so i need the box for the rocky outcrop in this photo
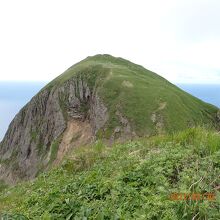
[0,76,109,184]
[109,110,136,143]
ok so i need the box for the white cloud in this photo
[0,0,220,84]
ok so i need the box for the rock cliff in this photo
[0,76,108,183]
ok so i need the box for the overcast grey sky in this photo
[0,0,220,84]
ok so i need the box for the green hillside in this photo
[45,54,218,137]
[0,55,219,219]
[0,127,220,219]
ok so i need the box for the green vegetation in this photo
[31,131,37,143]
[1,55,219,219]
[49,136,63,165]
[43,54,218,137]
[0,180,7,193]
[0,127,219,219]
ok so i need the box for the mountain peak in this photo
[0,55,219,183]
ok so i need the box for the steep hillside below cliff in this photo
[0,54,219,183]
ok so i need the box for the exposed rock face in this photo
[54,119,93,165]
[0,76,109,184]
[150,102,167,134]
[110,110,136,143]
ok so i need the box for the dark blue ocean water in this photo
[0,82,219,140]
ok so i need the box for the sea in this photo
[0,82,220,141]
[0,82,47,141]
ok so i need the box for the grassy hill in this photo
[0,127,219,219]
[0,55,219,219]
[1,54,219,183]
[45,54,218,137]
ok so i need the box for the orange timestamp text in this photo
[170,193,216,201]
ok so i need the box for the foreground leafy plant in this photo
[0,128,219,219]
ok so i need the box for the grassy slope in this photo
[1,55,219,219]
[0,127,220,219]
[43,54,218,137]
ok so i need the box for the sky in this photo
[0,0,220,84]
